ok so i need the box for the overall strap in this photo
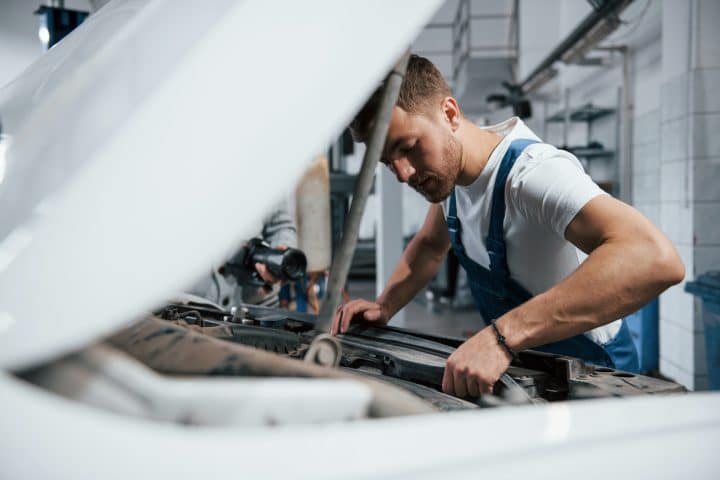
[447,190,464,255]
[486,138,538,277]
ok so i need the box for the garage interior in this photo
[0,0,720,478]
[1,0,718,394]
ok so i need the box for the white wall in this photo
[527,0,720,390]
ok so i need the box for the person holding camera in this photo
[189,201,298,308]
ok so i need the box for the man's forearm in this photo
[499,237,684,351]
[377,236,448,319]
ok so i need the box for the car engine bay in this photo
[18,301,685,426]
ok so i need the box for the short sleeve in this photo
[509,147,607,238]
[261,199,298,248]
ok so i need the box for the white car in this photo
[1,1,718,478]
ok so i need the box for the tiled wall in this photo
[692,68,720,278]
[554,0,719,390]
[658,68,706,390]
[656,0,720,390]
[632,110,661,226]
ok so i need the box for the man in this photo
[190,201,297,308]
[330,55,684,398]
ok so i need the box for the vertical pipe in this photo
[563,87,570,148]
[620,46,634,204]
[315,50,411,332]
[376,165,405,326]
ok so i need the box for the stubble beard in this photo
[416,132,463,204]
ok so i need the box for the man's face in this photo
[380,105,462,203]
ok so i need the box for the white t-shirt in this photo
[442,117,621,344]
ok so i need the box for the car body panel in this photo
[0,0,441,369]
[2,371,719,479]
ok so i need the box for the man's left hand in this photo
[441,326,513,398]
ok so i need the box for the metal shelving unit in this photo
[545,96,620,195]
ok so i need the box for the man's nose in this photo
[391,158,415,183]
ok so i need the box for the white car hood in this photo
[0,0,441,370]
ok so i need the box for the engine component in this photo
[109,315,438,417]
[153,303,686,409]
[304,334,342,367]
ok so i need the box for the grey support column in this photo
[376,167,405,325]
[315,50,411,333]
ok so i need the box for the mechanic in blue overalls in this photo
[331,55,685,398]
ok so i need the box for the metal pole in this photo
[619,46,633,204]
[315,49,411,333]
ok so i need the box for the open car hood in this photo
[0,0,442,370]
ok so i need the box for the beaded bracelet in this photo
[491,320,518,361]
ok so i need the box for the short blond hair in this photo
[350,54,452,142]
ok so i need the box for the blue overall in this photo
[447,138,639,372]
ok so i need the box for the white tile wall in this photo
[657,0,720,391]
[660,116,689,163]
[659,319,706,376]
[692,112,720,158]
[694,202,720,246]
[632,171,661,203]
[693,157,720,202]
[634,53,661,117]
[660,202,693,245]
[660,161,690,203]
[634,110,660,145]
[661,355,708,391]
[696,0,720,70]
[661,73,689,123]
[660,282,696,332]
[692,68,720,113]
[661,0,691,81]
[633,142,661,174]
[635,203,660,227]
[659,356,683,385]
[672,369,694,389]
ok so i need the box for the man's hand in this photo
[254,244,288,287]
[442,326,512,398]
[330,299,391,336]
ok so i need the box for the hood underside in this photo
[0,0,442,370]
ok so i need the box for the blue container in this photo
[685,271,720,390]
[625,298,659,373]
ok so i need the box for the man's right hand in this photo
[330,299,391,336]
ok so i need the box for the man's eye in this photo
[402,141,419,154]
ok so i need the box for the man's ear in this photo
[441,97,462,131]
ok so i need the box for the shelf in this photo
[568,148,615,159]
[546,103,615,123]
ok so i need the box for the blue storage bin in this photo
[685,271,720,390]
[625,298,659,373]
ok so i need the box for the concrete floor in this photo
[346,279,482,339]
